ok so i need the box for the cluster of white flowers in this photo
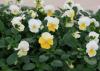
[86,31,99,57]
[8,0,99,58]
[15,40,29,57]
[11,15,25,32]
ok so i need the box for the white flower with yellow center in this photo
[78,17,91,30]
[11,16,25,32]
[39,32,54,49]
[9,4,21,15]
[91,18,100,27]
[15,41,29,57]
[45,16,59,32]
[86,40,99,57]
[28,19,42,33]
[89,31,99,43]
[44,5,55,16]
[62,9,75,21]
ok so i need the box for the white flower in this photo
[62,9,75,21]
[31,11,37,18]
[89,31,99,43]
[86,40,99,51]
[86,40,99,57]
[78,17,91,30]
[28,10,38,18]
[11,16,25,32]
[13,22,25,32]
[45,16,59,32]
[73,4,84,11]
[44,5,55,16]
[72,31,80,38]
[9,4,21,15]
[62,3,72,10]
[28,19,42,33]
[89,31,99,39]
[11,16,23,23]
[15,40,29,57]
[91,18,100,27]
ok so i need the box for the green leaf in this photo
[84,56,97,65]
[7,53,18,65]
[97,62,100,70]
[63,32,80,48]
[39,55,49,62]
[54,49,65,55]
[23,63,35,70]
[51,60,63,67]
[0,38,6,48]
[0,20,5,32]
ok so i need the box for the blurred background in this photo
[0,0,100,10]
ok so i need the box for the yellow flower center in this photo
[32,25,37,29]
[47,23,57,32]
[39,37,53,49]
[79,23,87,30]
[88,48,96,57]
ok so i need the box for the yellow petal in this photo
[47,23,57,32]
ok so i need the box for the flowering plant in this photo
[0,0,100,71]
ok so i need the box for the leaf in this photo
[51,60,63,67]
[39,55,49,62]
[0,20,5,32]
[54,49,65,55]
[23,63,35,70]
[7,53,18,65]
[63,32,80,48]
[0,38,6,48]
[84,56,97,65]
[97,62,100,70]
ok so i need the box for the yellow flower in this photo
[78,17,91,31]
[45,16,59,32]
[39,32,54,49]
[86,48,96,57]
